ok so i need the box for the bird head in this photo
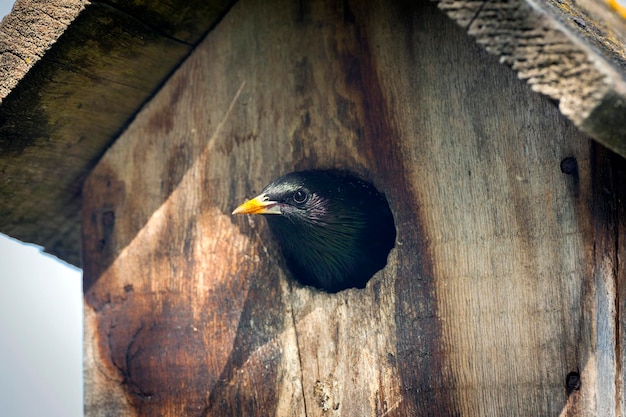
[232,172,318,219]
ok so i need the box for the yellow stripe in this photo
[607,0,626,18]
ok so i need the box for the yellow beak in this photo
[232,194,282,215]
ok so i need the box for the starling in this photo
[232,170,396,292]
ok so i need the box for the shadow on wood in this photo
[82,1,623,416]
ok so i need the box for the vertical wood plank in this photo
[590,143,626,416]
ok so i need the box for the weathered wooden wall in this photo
[0,0,234,265]
[82,0,624,416]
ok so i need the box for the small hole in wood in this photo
[102,210,115,227]
[560,157,578,176]
[565,371,581,395]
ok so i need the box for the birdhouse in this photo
[1,0,626,415]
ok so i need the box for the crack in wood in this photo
[288,285,310,417]
[465,0,488,32]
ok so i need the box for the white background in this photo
[0,235,82,417]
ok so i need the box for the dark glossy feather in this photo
[260,170,396,292]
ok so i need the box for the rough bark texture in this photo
[0,0,235,264]
[83,0,625,416]
[435,0,626,157]
[0,0,87,100]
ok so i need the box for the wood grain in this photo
[0,0,87,100]
[83,0,622,415]
[435,0,626,157]
[0,0,234,264]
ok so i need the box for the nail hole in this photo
[560,157,578,176]
[102,210,115,227]
[565,371,581,395]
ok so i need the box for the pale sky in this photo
[0,234,82,417]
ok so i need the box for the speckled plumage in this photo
[239,170,396,292]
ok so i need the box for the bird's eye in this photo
[292,188,309,204]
